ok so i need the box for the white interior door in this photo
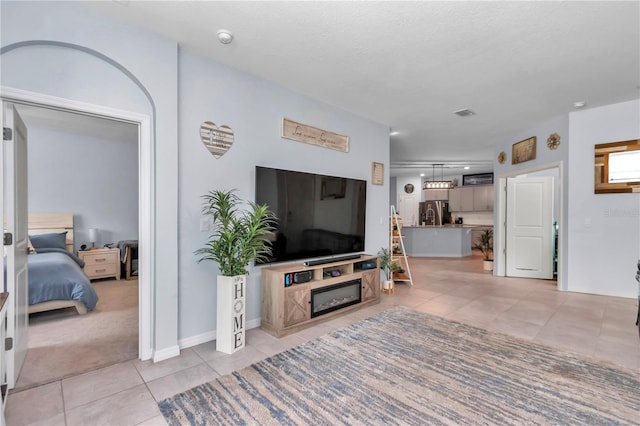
[398,195,418,226]
[506,176,554,279]
[2,102,29,389]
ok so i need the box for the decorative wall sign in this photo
[282,118,349,152]
[512,136,537,165]
[371,162,384,185]
[498,151,507,164]
[546,133,561,150]
[200,121,234,158]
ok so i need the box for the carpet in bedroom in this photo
[159,307,639,425]
[14,279,138,392]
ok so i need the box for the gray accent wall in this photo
[26,124,138,251]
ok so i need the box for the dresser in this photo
[78,247,121,280]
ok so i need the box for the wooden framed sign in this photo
[282,118,349,152]
[371,162,384,185]
[512,136,537,165]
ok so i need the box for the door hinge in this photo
[5,337,13,351]
[3,233,12,246]
[3,127,12,141]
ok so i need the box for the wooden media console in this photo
[260,254,380,337]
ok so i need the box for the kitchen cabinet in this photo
[450,185,493,212]
[449,187,474,212]
[473,185,494,211]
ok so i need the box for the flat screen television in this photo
[255,166,367,264]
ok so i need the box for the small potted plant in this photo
[472,228,494,271]
[195,189,276,353]
[378,248,394,291]
[378,248,406,292]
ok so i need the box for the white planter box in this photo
[216,274,246,354]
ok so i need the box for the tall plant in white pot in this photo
[195,189,276,354]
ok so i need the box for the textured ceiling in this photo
[79,1,639,177]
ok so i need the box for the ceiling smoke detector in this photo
[217,29,234,45]
[454,108,475,117]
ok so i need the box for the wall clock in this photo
[547,133,561,150]
[498,151,507,164]
[404,183,415,194]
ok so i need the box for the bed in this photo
[27,213,98,315]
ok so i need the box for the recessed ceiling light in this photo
[573,101,586,108]
[454,108,475,117]
[217,29,234,45]
[464,166,470,170]
[420,173,425,177]
[390,131,399,136]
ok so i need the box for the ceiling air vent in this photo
[454,108,475,117]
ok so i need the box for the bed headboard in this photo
[28,213,74,253]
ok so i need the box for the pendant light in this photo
[422,164,453,189]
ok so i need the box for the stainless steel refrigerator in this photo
[419,201,451,226]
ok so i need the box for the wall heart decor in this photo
[200,121,234,158]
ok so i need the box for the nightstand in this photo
[78,247,121,280]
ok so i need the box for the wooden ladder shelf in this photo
[390,205,414,286]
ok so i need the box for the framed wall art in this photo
[512,136,536,165]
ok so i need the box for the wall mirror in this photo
[594,139,640,194]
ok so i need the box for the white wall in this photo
[493,102,640,298]
[178,50,390,340]
[493,114,570,288]
[567,100,640,298]
[26,125,138,251]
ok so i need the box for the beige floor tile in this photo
[534,322,600,357]
[245,327,281,347]
[133,348,202,382]
[483,316,543,341]
[291,322,338,341]
[18,412,66,426]
[413,294,474,316]
[136,414,169,426]
[62,360,143,409]
[147,362,219,402]
[65,384,159,426]
[498,300,556,326]
[256,334,307,358]
[206,344,269,376]
[593,339,640,370]
[5,381,64,426]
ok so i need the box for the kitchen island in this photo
[402,225,474,257]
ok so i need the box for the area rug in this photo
[159,307,639,425]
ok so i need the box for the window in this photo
[608,150,640,183]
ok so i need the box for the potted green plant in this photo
[472,228,494,271]
[378,248,406,292]
[195,189,276,353]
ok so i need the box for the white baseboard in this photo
[153,345,180,362]
[178,318,261,350]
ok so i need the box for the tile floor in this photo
[6,254,639,425]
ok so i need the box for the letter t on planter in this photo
[216,275,246,354]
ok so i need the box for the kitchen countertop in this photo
[404,224,490,229]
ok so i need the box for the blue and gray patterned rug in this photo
[159,307,639,425]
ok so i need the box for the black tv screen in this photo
[255,166,367,264]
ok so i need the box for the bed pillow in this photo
[29,232,68,250]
